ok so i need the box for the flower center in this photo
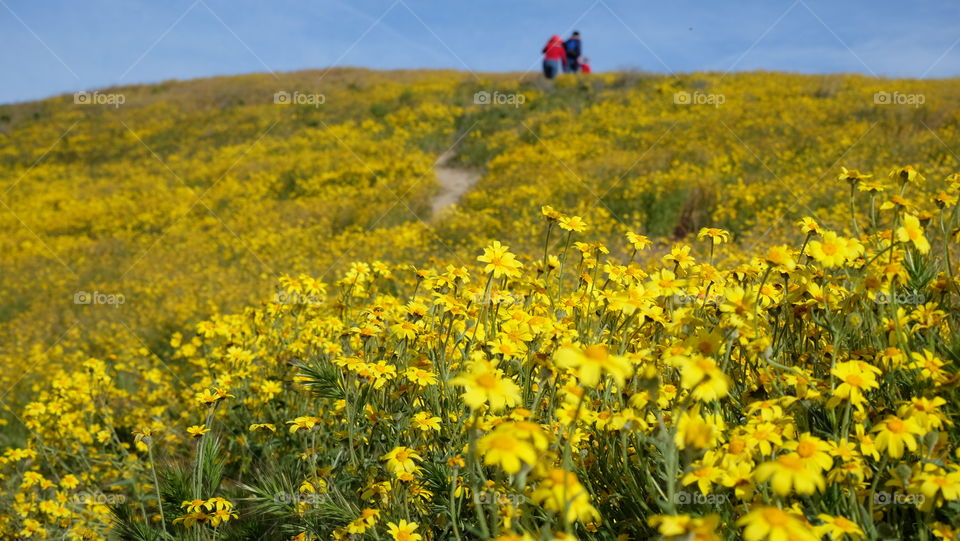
[762,507,789,526]
[778,454,806,471]
[886,419,906,433]
[475,372,498,389]
[796,441,816,458]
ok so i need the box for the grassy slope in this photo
[0,67,957,399]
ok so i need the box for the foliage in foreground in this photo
[4,165,960,540]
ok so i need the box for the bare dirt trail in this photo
[430,149,481,218]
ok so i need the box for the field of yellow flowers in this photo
[2,69,960,540]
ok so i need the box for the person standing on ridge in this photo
[563,31,582,73]
[541,35,566,79]
[580,57,592,74]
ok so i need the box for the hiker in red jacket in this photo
[580,57,592,74]
[541,35,566,79]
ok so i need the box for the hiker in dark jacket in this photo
[563,31,582,73]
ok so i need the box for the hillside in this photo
[2,69,960,540]
[1,69,956,366]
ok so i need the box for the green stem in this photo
[556,232,574,305]
[941,211,956,296]
[753,266,773,339]
[466,413,491,538]
[450,466,463,541]
[849,182,861,238]
[148,445,168,536]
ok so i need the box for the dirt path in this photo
[430,149,481,218]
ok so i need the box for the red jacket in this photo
[542,36,566,62]
[581,63,592,73]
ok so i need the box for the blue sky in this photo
[1,0,959,104]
